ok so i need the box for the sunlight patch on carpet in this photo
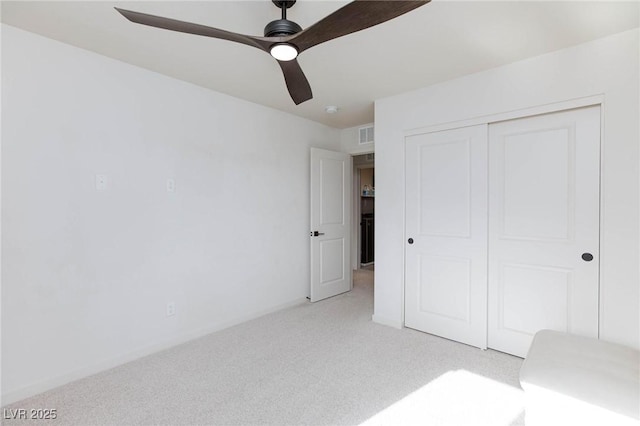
[359,369,524,426]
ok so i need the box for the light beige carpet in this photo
[2,269,524,425]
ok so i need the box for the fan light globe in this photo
[270,43,298,61]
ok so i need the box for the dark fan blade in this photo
[290,0,430,53]
[277,59,313,105]
[114,8,273,52]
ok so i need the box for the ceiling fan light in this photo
[270,43,298,61]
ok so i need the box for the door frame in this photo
[402,94,605,328]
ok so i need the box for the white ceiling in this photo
[2,1,638,128]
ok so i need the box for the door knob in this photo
[312,231,325,237]
[408,238,414,244]
[582,253,594,262]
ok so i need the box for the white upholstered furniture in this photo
[520,330,640,426]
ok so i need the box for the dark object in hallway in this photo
[361,213,374,264]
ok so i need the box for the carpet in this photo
[2,269,524,425]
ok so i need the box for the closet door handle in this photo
[408,238,414,244]
[582,253,594,262]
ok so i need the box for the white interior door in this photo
[404,125,488,349]
[310,148,352,302]
[488,106,600,357]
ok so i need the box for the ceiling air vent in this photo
[359,125,374,144]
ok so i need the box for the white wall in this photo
[1,25,340,403]
[374,29,640,349]
[341,123,375,155]
[0,22,3,404]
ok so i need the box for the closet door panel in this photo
[405,125,488,349]
[488,106,600,357]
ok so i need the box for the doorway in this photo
[353,153,375,271]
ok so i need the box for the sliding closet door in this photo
[488,106,600,357]
[405,125,488,349]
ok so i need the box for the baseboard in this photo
[372,314,403,329]
[1,297,308,406]
[188,297,308,340]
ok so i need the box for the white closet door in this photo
[405,125,488,349]
[488,106,600,357]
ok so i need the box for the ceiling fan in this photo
[115,1,430,105]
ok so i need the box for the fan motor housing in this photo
[272,0,296,8]
[264,19,302,37]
